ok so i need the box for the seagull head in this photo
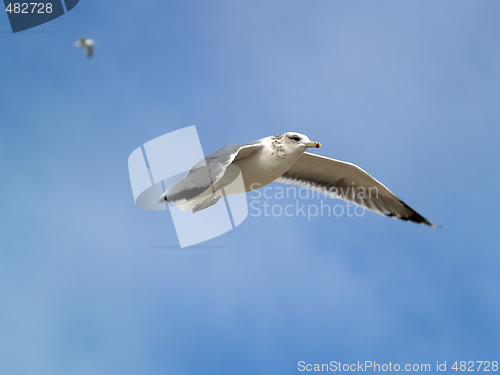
[282,132,321,150]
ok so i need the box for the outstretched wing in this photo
[161,141,263,202]
[276,152,435,226]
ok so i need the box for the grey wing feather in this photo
[276,152,435,226]
[162,141,262,202]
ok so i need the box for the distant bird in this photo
[159,131,436,226]
[74,37,94,58]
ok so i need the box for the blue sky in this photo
[1,1,499,374]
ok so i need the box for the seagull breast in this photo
[232,137,305,192]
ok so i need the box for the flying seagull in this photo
[160,132,435,226]
[74,37,94,58]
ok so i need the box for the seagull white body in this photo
[74,37,94,58]
[160,132,435,226]
[162,133,319,212]
[231,135,312,191]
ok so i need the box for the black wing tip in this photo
[386,200,438,228]
[161,187,203,202]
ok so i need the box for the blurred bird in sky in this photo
[74,37,94,58]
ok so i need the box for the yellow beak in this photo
[305,141,321,148]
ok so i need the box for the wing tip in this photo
[388,200,438,228]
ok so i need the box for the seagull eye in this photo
[289,135,301,142]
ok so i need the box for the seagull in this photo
[160,132,436,226]
[74,37,94,58]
